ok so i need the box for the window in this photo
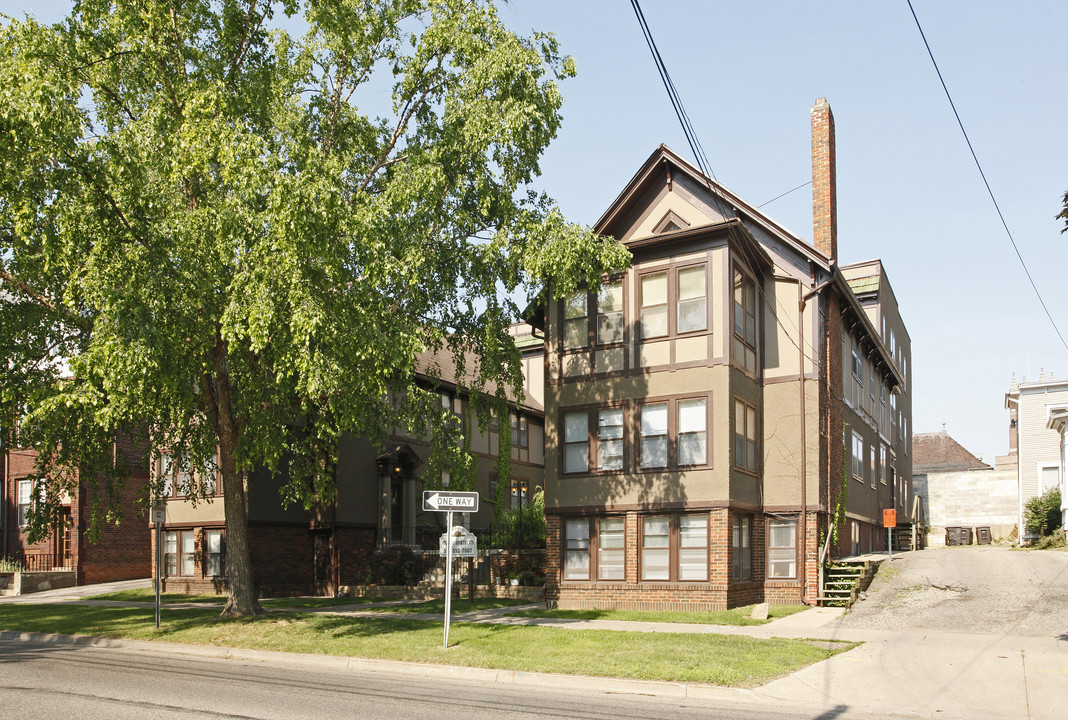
[563,290,588,349]
[640,403,669,469]
[732,516,752,580]
[1040,465,1060,494]
[510,414,529,449]
[17,479,32,527]
[734,399,758,473]
[677,398,707,466]
[641,516,670,580]
[204,530,223,576]
[640,272,668,339]
[767,518,797,578]
[564,518,591,580]
[598,517,625,580]
[852,432,865,480]
[164,532,178,576]
[597,280,624,344]
[563,412,589,473]
[678,515,708,581]
[160,451,191,498]
[676,266,707,334]
[733,270,757,373]
[869,445,877,488]
[597,409,624,471]
[879,444,887,485]
[641,514,708,582]
[850,338,863,408]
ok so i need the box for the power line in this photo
[758,181,812,209]
[906,0,1068,353]
[628,0,818,367]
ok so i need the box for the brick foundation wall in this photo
[248,524,315,597]
[336,526,377,586]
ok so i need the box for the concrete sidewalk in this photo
[3,580,1065,719]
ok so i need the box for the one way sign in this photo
[422,490,479,513]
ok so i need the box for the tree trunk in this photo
[210,341,263,617]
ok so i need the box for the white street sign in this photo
[439,526,477,558]
[422,490,479,513]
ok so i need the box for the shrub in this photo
[1024,487,1062,538]
[492,488,546,549]
[0,556,26,573]
[1033,528,1066,550]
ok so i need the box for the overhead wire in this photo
[906,0,1068,353]
[628,0,820,367]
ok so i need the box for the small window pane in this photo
[598,282,623,313]
[678,266,705,299]
[642,273,667,305]
[678,399,706,432]
[565,444,589,473]
[641,404,668,435]
[598,313,623,344]
[564,291,587,319]
[677,267,707,333]
[564,413,588,443]
[641,305,668,339]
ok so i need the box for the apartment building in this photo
[537,99,913,610]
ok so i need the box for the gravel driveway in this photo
[829,545,1068,637]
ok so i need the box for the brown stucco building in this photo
[538,99,913,610]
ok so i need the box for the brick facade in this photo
[546,508,811,611]
[4,436,150,585]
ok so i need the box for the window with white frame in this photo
[563,412,589,473]
[17,479,32,527]
[597,408,624,471]
[564,518,590,580]
[597,280,624,345]
[852,432,865,480]
[767,518,797,578]
[870,445,877,488]
[163,530,196,577]
[640,403,669,469]
[640,514,708,582]
[678,398,707,466]
[1039,464,1060,494]
[640,272,668,339]
[204,529,223,576]
[563,290,589,349]
[676,265,707,334]
[597,517,625,580]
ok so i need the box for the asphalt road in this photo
[0,638,907,720]
[830,545,1068,637]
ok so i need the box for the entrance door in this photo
[53,509,72,569]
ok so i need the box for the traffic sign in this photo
[422,490,479,513]
[439,526,477,558]
[883,509,897,528]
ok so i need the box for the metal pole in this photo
[443,510,453,648]
[155,523,162,628]
[887,526,893,562]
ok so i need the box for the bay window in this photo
[676,265,707,333]
[640,272,668,339]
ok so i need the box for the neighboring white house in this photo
[1005,371,1068,539]
[1046,407,1068,531]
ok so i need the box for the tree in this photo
[1059,190,1068,233]
[0,1,628,616]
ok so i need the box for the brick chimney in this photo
[811,98,837,262]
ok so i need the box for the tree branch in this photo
[0,264,91,332]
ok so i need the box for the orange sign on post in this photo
[883,509,897,528]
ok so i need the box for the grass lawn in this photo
[260,597,377,609]
[352,598,533,614]
[0,604,855,687]
[89,589,223,604]
[507,604,809,626]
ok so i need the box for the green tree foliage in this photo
[0,1,628,616]
[1024,486,1062,538]
[1058,190,1068,233]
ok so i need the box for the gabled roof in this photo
[593,145,831,272]
[913,431,991,473]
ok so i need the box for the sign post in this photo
[422,491,479,648]
[883,508,897,562]
[150,501,166,628]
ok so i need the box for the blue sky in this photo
[4,1,1067,463]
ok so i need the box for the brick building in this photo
[536,99,913,611]
[2,434,151,584]
[156,331,546,596]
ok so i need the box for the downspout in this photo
[799,274,833,604]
